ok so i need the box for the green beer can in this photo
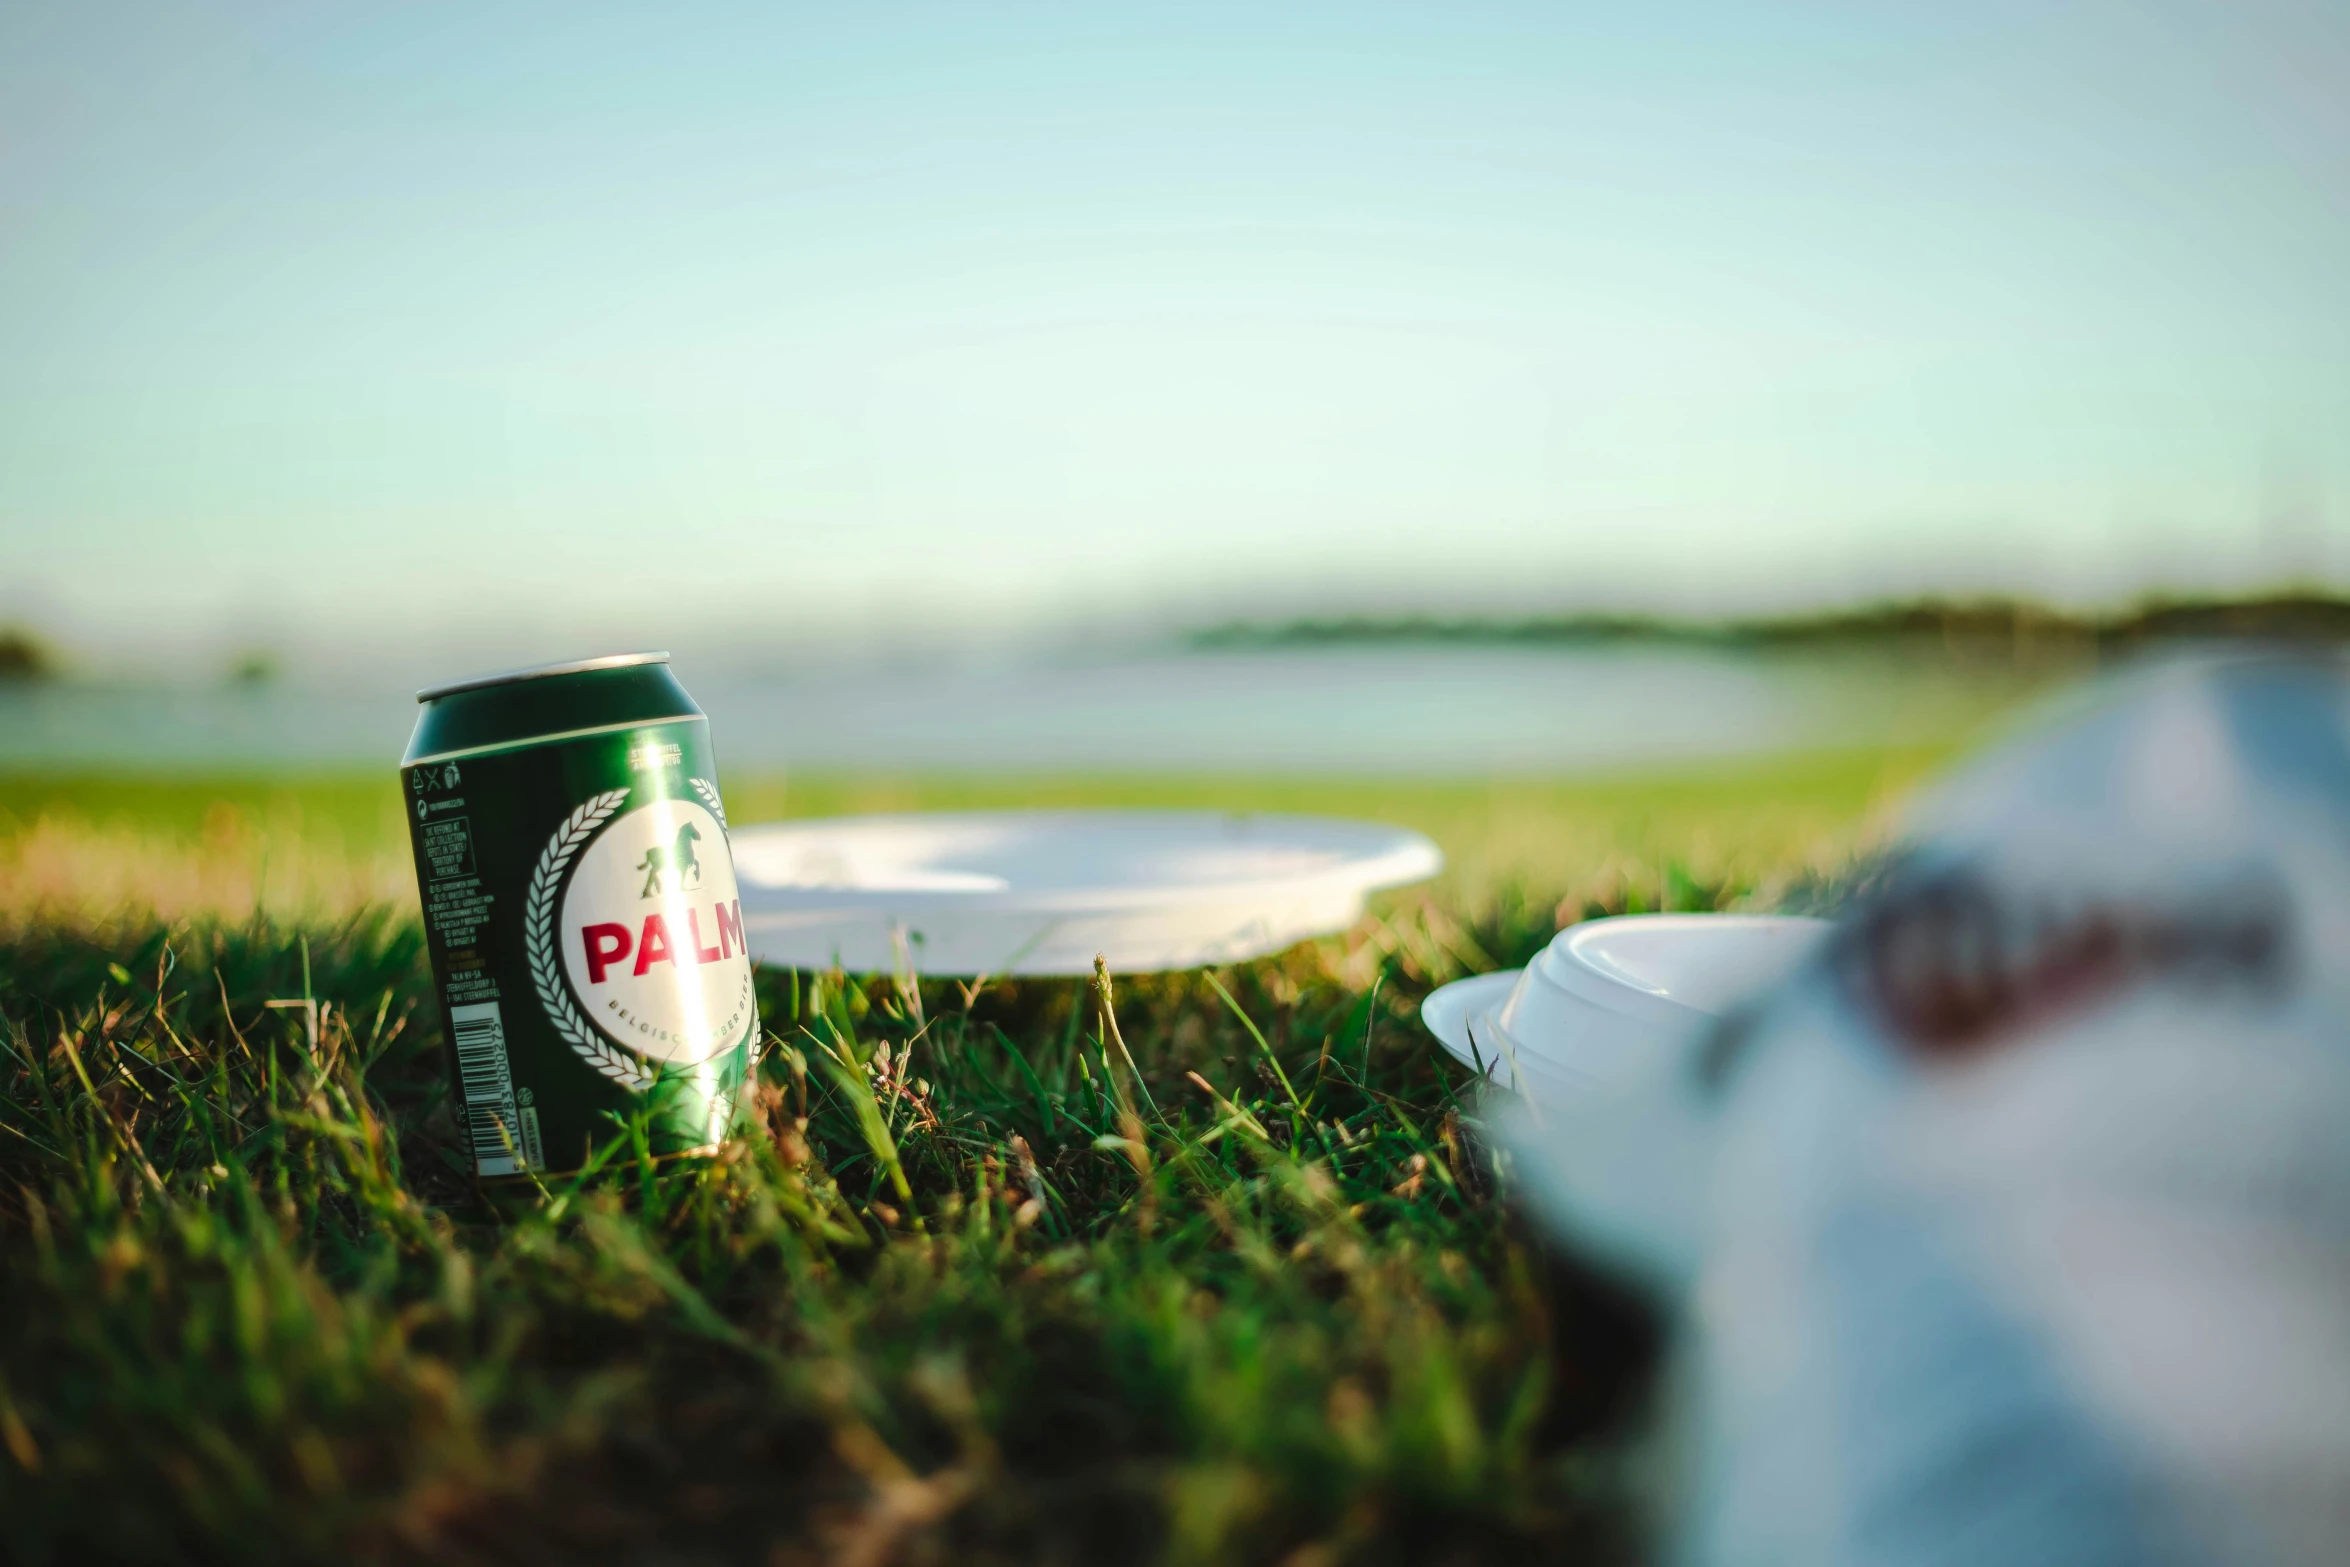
[401,652,756,1177]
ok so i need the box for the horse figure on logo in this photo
[636,822,703,898]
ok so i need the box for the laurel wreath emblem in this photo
[524,787,658,1094]
[688,777,728,835]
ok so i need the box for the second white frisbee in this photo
[728,809,1443,977]
[1422,914,1832,1099]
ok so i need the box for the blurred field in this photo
[1,749,1945,928]
[0,751,1941,1564]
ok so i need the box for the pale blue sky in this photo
[3,2,2346,673]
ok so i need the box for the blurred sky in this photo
[3,1,2347,676]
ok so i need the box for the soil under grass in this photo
[0,757,1932,1564]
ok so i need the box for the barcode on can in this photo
[449,1000,527,1176]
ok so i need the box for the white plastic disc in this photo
[1421,915,1831,1098]
[728,810,1442,977]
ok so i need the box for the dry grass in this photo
[0,807,413,925]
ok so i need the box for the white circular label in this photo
[558,797,755,1065]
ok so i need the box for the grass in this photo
[0,753,1938,1564]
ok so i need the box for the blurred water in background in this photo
[0,644,2062,777]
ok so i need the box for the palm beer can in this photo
[402,652,756,1177]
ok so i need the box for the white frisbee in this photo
[728,810,1443,977]
[1422,914,1831,1100]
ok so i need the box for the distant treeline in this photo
[0,628,55,681]
[1190,592,2350,662]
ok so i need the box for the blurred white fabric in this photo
[1502,653,2350,1567]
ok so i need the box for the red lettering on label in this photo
[633,913,675,976]
[686,907,722,964]
[716,899,746,961]
[582,922,633,984]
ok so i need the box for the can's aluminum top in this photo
[416,651,671,703]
